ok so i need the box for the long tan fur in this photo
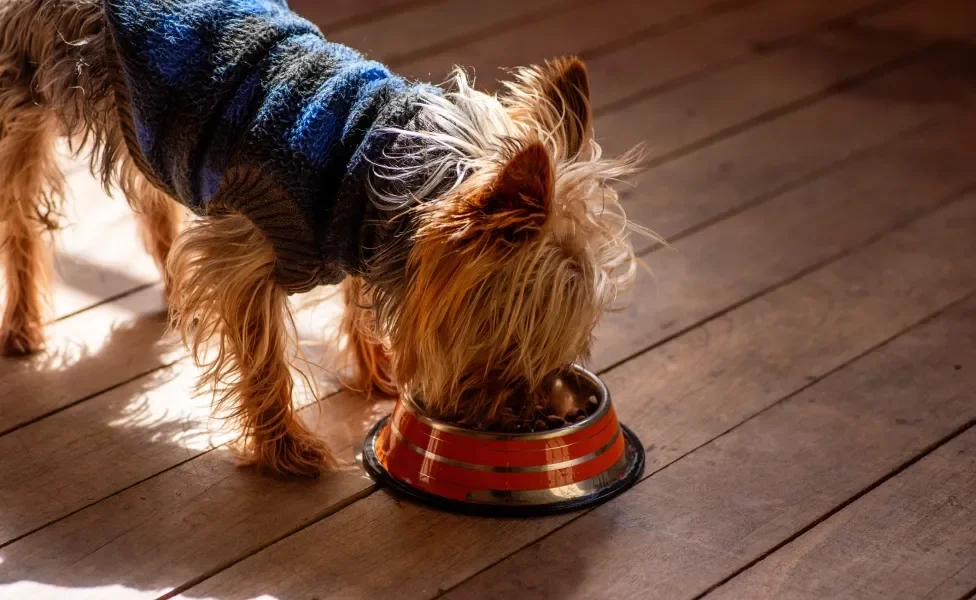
[339,276,397,399]
[0,0,182,354]
[167,213,335,476]
[0,105,60,355]
[359,58,651,425]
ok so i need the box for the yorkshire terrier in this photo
[0,0,645,476]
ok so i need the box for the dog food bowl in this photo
[361,365,645,517]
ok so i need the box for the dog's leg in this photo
[124,167,183,286]
[339,276,397,399]
[168,212,334,476]
[0,103,62,356]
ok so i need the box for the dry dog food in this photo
[486,393,600,433]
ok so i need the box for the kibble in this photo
[461,391,602,433]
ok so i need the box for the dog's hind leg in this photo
[123,164,184,287]
[339,276,397,399]
[168,212,335,477]
[0,97,63,356]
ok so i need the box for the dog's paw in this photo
[0,325,45,357]
[249,429,337,478]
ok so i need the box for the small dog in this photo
[0,0,645,476]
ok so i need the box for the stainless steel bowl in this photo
[362,365,645,516]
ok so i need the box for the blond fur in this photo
[339,276,397,399]
[167,212,335,476]
[355,60,653,423]
[0,0,182,355]
[0,105,60,355]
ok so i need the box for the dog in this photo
[0,0,646,477]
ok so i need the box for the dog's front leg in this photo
[168,213,334,477]
[339,276,397,400]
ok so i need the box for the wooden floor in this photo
[2,0,976,598]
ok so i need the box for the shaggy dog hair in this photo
[0,0,647,476]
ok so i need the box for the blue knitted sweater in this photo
[104,0,439,292]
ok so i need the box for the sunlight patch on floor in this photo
[0,581,166,600]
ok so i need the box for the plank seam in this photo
[579,0,766,62]
[428,213,976,599]
[618,41,943,195]
[323,0,447,35]
[631,112,949,260]
[386,0,600,69]
[0,385,349,551]
[157,484,379,600]
[0,357,180,438]
[0,442,203,552]
[47,280,159,324]
[594,0,920,114]
[611,179,976,376]
[692,418,976,600]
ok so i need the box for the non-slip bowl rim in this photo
[398,364,611,441]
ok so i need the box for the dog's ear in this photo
[471,141,553,240]
[504,56,592,157]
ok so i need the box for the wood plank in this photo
[591,109,976,371]
[593,22,939,160]
[1,0,968,592]
[48,170,159,320]
[5,116,974,598]
[288,0,437,33]
[398,0,740,79]
[0,285,175,434]
[617,0,976,249]
[1,0,588,438]
[328,0,578,65]
[442,310,976,600]
[186,194,976,600]
[399,0,894,101]
[584,0,908,111]
[0,292,349,546]
[704,426,976,600]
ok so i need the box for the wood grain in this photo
[0,284,174,434]
[46,169,159,320]
[398,0,737,79]
[329,0,576,65]
[584,0,903,111]
[441,293,976,600]
[283,0,434,33]
[591,109,976,370]
[180,192,976,599]
[4,1,975,598]
[6,105,973,600]
[619,4,976,250]
[0,292,350,546]
[2,0,946,544]
[704,426,976,600]
[7,11,968,596]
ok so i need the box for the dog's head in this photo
[367,57,647,423]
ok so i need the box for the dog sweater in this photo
[103,0,439,292]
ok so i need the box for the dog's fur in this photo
[0,0,646,476]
